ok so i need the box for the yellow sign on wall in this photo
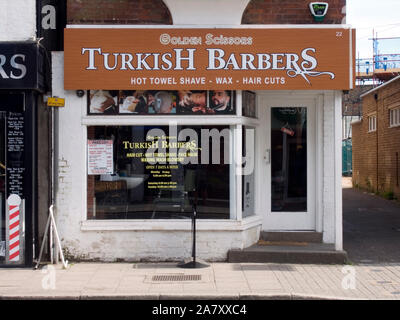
[47,97,65,107]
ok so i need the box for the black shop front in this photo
[0,41,49,267]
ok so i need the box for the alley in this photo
[343,178,400,264]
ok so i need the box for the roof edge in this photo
[360,74,400,99]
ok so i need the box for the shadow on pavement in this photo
[343,179,400,264]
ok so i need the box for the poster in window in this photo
[88,140,114,175]
[209,90,235,114]
[242,90,256,118]
[118,90,146,114]
[88,90,236,115]
[118,90,177,114]
[89,90,118,114]
[177,90,209,114]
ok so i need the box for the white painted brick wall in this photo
[61,230,255,262]
[322,91,339,244]
[163,0,250,25]
[0,0,36,41]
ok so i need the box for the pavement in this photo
[343,177,400,264]
[1,262,400,300]
[0,177,399,300]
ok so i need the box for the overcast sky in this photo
[347,0,400,59]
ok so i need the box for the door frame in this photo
[256,92,322,231]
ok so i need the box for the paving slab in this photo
[343,182,400,264]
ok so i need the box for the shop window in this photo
[87,90,236,115]
[87,125,231,219]
[368,115,376,132]
[390,107,400,127]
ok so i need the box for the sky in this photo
[347,0,400,59]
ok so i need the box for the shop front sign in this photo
[0,42,47,92]
[65,28,355,90]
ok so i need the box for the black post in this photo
[177,196,208,269]
[192,204,196,264]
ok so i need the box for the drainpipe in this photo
[51,105,55,263]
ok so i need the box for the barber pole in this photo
[7,194,22,262]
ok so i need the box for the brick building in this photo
[66,0,346,25]
[342,85,373,138]
[50,0,354,262]
[352,75,400,200]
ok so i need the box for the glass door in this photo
[271,107,307,212]
[262,98,316,230]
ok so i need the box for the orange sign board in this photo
[64,28,355,90]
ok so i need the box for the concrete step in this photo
[261,231,323,243]
[228,243,348,264]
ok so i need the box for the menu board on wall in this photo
[6,113,25,196]
[88,140,114,175]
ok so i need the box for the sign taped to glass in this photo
[88,140,113,175]
[64,28,355,90]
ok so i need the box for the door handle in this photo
[264,149,270,164]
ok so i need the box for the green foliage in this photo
[382,191,395,200]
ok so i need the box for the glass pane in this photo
[87,125,231,219]
[390,110,393,126]
[271,107,307,212]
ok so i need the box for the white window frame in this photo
[82,90,261,224]
[389,107,400,128]
[368,114,377,132]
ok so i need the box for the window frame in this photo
[83,90,260,223]
[389,107,400,128]
[368,114,377,132]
